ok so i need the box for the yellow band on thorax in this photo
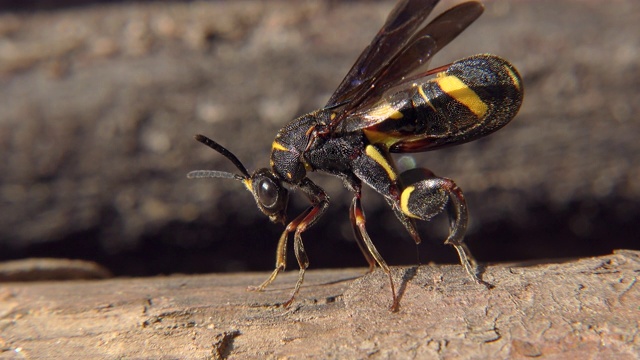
[271,141,288,152]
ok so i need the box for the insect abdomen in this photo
[438,54,522,132]
[364,54,523,153]
[402,54,523,151]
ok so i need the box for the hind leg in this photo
[398,168,488,286]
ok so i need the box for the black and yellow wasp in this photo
[188,0,523,310]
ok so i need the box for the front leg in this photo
[250,178,329,307]
[398,168,488,286]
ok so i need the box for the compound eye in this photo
[257,177,279,209]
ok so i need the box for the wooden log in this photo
[1,250,638,359]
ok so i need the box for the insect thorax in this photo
[269,110,329,184]
[270,109,366,185]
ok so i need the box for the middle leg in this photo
[350,186,400,311]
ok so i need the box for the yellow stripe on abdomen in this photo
[365,101,404,121]
[417,85,437,112]
[504,64,522,92]
[436,75,488,118]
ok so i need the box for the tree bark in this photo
[1,250,638,359]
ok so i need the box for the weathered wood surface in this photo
[1,250,638,359]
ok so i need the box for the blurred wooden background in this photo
[0,0,638,280]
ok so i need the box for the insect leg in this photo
[285,178,329,307]
[352,143,423,245]
[342,177,376,273]
[249,210,304,292]
[349,200,376,273]
[398,168,488,286]
[351,187,399,311]
[250,178,328,307]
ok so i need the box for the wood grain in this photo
[1,250,639,358]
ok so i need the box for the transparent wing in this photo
[326,0,440,108]
[328,1,484,132]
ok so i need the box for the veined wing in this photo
[326,0,440,108]
[329,1,484,133]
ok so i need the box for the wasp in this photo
[188,0,523,310]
